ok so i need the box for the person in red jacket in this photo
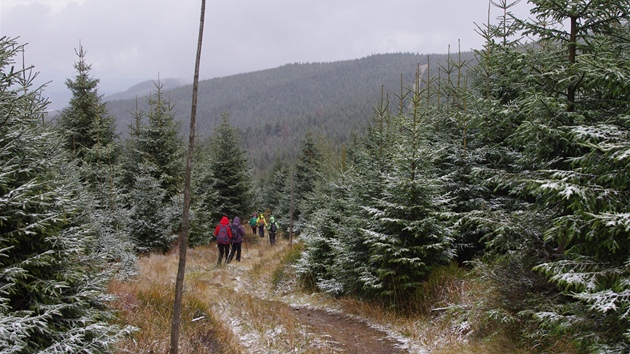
[214,216,233,265]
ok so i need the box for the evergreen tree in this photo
[135,82,184,199]
[302,97,392,292]
[340,104,396,296]
[299,91,453,305]
[297,133,380,298]
[457,10,557,336]
[55,43,136,278]
[292,130,323,232]
[296,166,363,296]
[118,107,144,194]
[469,0,630,350]
[188,140,214,247]
[197,113,253,222]
[57,44,117,162]
[359,86,453,305]
[516,1,630,350]
[127,163,178,253]
[419,48,491,263]
[0,37,130,353]
[462,0,542,262]
[120,82,185,253]
[262,156,291,230]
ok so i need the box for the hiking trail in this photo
[203,236,410,353]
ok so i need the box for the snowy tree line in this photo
[0,34,256,350]
[0,38,133,353]
[294,1,630,352]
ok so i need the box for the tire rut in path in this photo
[229,242,408,353]
[291,306,407,353]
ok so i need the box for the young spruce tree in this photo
[197,112,253,222]
[292,130,323,232]
[516,1,630,350]
[471,0,630,350]
[0,37,130,353]
[124,82,184,252]
[56,43,136,277]
[57,44,117,164]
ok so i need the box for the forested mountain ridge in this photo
[103,77,188,102]
[105,52,475,169]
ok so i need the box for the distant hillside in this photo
[103,77,189,102]
[105,52,476,171]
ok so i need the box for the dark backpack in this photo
[216,224,229,244]
[269,222,277,233]
[231,224,241,242]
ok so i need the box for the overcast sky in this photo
[2,0,532,109]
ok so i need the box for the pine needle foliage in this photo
[0,37,130,353]
[292,130,323,229]
[298,81,454,309]
[127,163,179,253]
[55,42,136,279]
[466,0,630,350]
[359,87,453,306]
[57,44,117,163]
[121,82,185,253]
[196,112,253,223]
[135,82,185,200]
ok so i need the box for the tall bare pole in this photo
[169,0,206,352]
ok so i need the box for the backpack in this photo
[230,225,237,242]
[269,222,277,233]
[216,224,229,244]
[231,224,242,242]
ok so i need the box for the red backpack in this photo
[216,224,229,244]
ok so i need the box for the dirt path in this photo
[218,238,409,353]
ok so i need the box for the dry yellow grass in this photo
[108,236,563,353]
[109,248,241,353]
[109,237,324,353]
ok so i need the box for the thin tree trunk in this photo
[567,15,577,112]
[289,168,294,248]
[169,0,206,352]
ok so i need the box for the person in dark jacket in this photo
[257,213,267,238]
[267,216,279,246]
[214,216,233,265]
[228,216,246,263]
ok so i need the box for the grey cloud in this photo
[2,0,532,110]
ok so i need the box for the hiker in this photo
[267,216,279,246]
[228,216,245,263]
[249,213,258,235]
[214,216,233,265]
[257,213,267,238]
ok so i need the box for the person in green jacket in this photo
[249,213,258,235]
